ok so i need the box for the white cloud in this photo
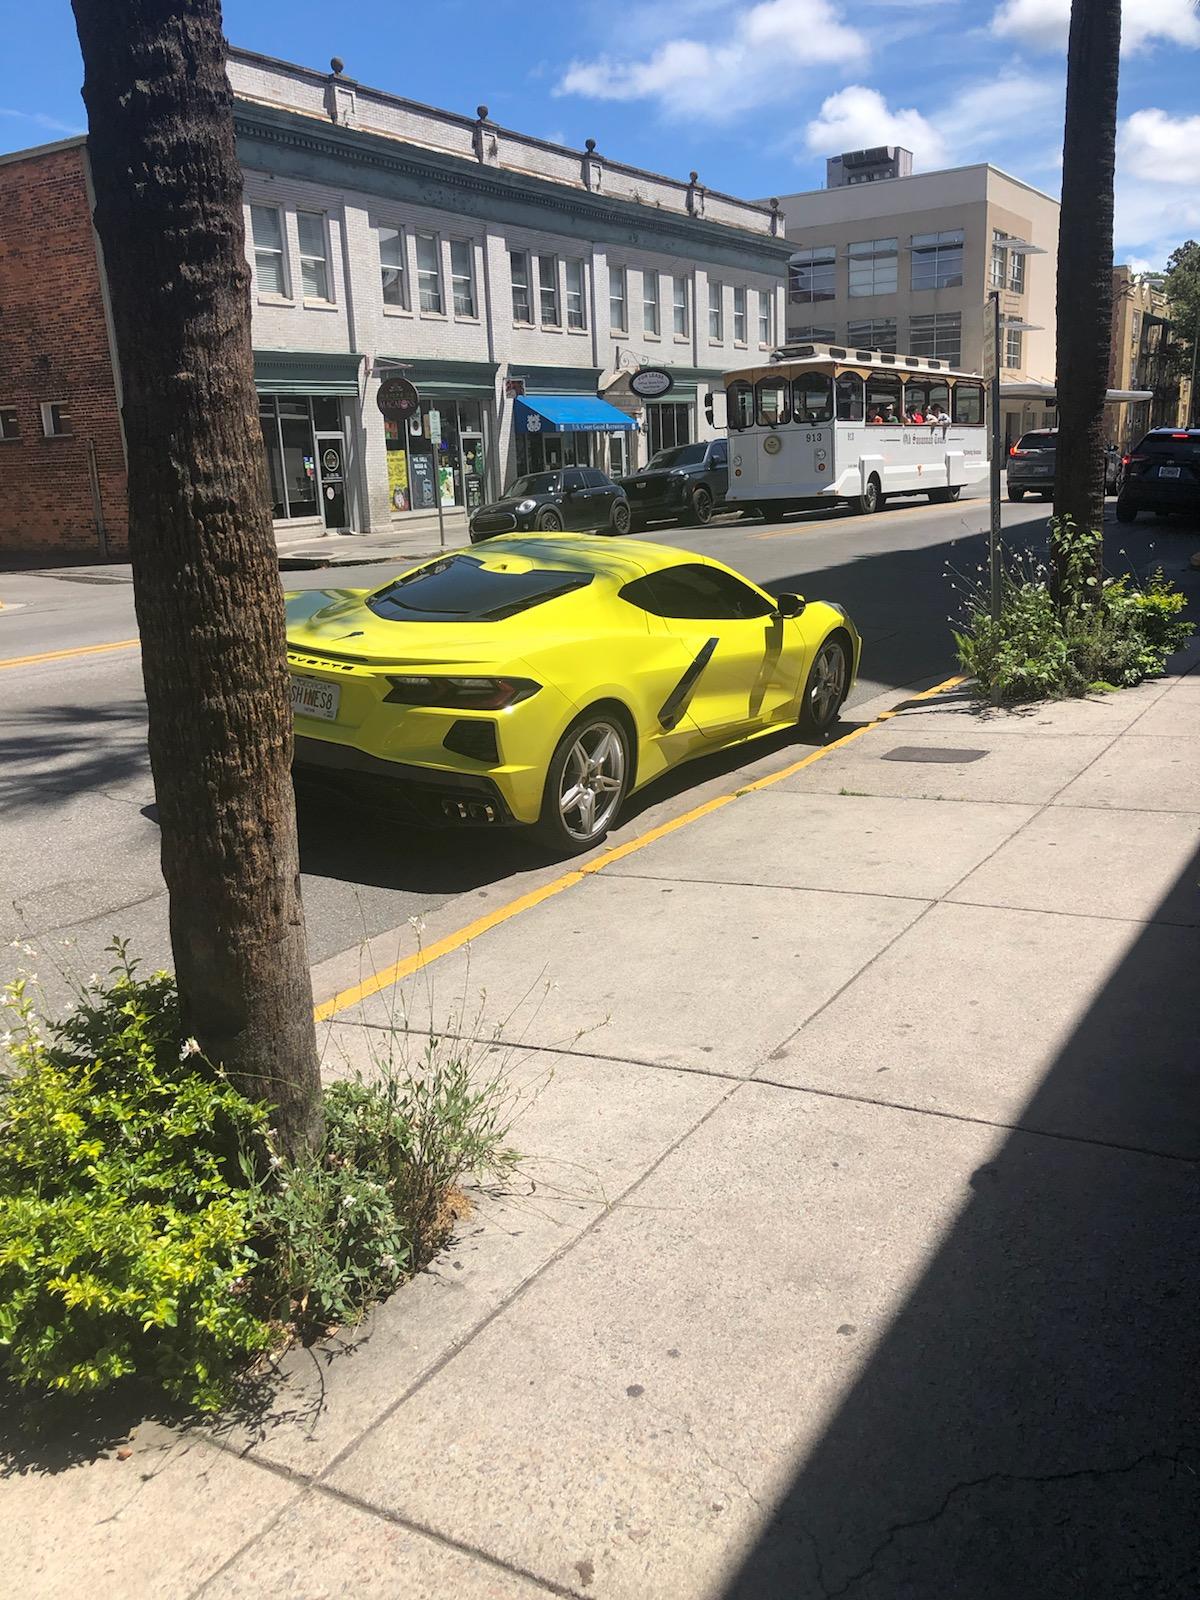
[1115,108,1200,266]
[990,0,1200,55]
[0,107,84,136]
[804,87,945,168]
[556,0,867,119]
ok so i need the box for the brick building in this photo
[0,50,789,564]
[0,140,128,565]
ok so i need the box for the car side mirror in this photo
[775,592,806,619]
[704,391,715,425]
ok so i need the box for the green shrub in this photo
[952,525,1193,702]
[0,959,272,1410]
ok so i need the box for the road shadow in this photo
[0,699,149,814]
[721,839,1200,1599]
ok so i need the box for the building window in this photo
[416,232,443,314]
[510,250,532,324]
[450,239,476,318]
[258,396,343,521]
[539,255,560,326]
[847,318,897,352]
[297,211,331,301]
[643,270,661,336]
[758,289,773,347]
[0,406,19,440]
[609,265,627,333]
[733,286,747,343]
[848,238,897,297]
[708,280,724,342]
[565,259,587,330]
[1009,248,1026,294]
[909,312,962,365]
[250,203,288,297]
[990,230,1007,290]
[911,230,964,291]
[646,400,691,456]
[788,246,836,303]
[40,400,72,438]
[378,225,406,309]
[1005,326,1023,369]
[789,324,836,344]
[673,274,690,337]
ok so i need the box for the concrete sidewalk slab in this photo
[777,727,1115,805]
[1,1423,299,1600]
[345,874,927,1075]
[604,789,1036,901]
[1053,734,1200,812]
[1127,688,1200,737]
[205,1493,556,1598]
[947,805,1200,925]
[325,1082,1198,1599]
[762,900,1200,1159]
[884,680,1168,737]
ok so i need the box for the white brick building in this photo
[229,49,790,536]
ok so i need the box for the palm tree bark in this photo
[1053,0,1122,553]
[72,0,323,1156]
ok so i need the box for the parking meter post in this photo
[989,292,1003,629]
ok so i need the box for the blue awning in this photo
[514,394,637,434]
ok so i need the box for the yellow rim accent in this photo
[0,638,140,670]
[313,673,966,1022]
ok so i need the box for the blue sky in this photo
[2,0,1197,268]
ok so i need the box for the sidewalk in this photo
[275,512,468,570]
[9,666,1200,1598]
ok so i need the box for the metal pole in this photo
[989,291,1003,625]
[1189,312,1199,428]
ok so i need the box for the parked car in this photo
[620,439,740,529]
[1116,428,1200,523]
[1006,429,1057,501]
[285,533,860,853]
[469,467,630,542]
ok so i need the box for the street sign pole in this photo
[989,291,1003,627]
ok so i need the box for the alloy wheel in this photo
[558,721,626,841]
[693,487,713,525]
[808,641,847,728]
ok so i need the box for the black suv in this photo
[620,439,734,529]
[1006,430,1057,501]
[469,467,631,542]
[1116,428,1200,523]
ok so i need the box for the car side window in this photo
[620,563,774,621]
[582,468,609,488]
[708,441,728,466]
[563,468,586,491]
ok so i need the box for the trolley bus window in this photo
[865,373,903,423]
[902,379,950,419]
[727,380,754,430]
[756,376,790,428]
[952,381,984,425]
[836,372,864,422]
[791,372,834,425]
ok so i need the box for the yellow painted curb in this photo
[313,672,967,1022]
[0,638,140,670]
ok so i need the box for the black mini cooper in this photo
[469,468,631,542]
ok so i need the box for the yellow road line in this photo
[0,637,140,670]
[314,672,966,1022]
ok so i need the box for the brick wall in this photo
[0,141,128,566]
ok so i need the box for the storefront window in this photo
[645,401,692,457]
[259,396,329,520]
[387,396,494,514]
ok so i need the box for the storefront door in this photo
[461,432,486,514]
[315,433,347,529]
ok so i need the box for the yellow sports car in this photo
[285,534,860,853]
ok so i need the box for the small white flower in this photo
[87,973,100,988]
[342,1193,356,1209]
[268,1152,283,1170]
[379,1253,397,1271]
[1,1031,13,1048]
[179,1036,201,1060]
[407,915,426,933]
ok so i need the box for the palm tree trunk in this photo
[71,0,323,1157]
[1053,0,1122,556]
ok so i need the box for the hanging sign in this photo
[376,377,421,420]
[629,367,674,399]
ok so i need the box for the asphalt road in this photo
[3,488,1191,1012]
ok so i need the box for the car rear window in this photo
[1016,432,1056,451]
[367,555,592,623]
[1136,433,1200,460]
[647,444,707,469]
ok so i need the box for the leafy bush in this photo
[952,522,1192,702]
[1,952,524,1410]
[0,958,271,1410]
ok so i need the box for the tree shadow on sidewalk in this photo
[722,841,1200,1599]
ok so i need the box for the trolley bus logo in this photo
[630,367,674,399]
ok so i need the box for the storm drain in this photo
[881,746,990,764]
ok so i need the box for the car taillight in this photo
[1170,433,1190,440]
[1125,453,1147,465]
[1009,445,1018,457]
[384,675,541,709]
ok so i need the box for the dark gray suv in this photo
[1006,430,1057,501]
[620,439,734,529]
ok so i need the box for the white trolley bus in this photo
[709,342,989,519]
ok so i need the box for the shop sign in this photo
[505,378,526,397]
[376,376,420,420]
[629,367,674,399]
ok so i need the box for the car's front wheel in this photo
[608,499,632,535]
[1115,497,1138,524]
[1007,487,1025,502]
[536,506,564,531]
[799,637,850,739]
[687,486,714,526]
[534,712,631,854]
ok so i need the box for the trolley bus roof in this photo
[722,343,984,383]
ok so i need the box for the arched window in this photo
[952,381,985,425]
[726,380,754,430]
[791,372,834,424]
[835,372,864,421]
[755,375,790,427]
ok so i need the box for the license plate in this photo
[1159,465,1181,479]
[636,481,647,489]
[290,675,340,722]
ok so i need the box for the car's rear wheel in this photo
[1007,487,1025,502]
[536,506,564,531]
[608,500,632,535]
[533,712,631,854]
[928,485,962,504]
[799,637,850,738]
[688,486,714,526]
[853,476,881,515]
[1115,497,1138,524]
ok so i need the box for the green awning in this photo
[383,358,498,396]
[254,349,362,397]
[509,364,603,394]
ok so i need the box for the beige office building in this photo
[1109,265,1194,447]
[771,154,1060,445]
